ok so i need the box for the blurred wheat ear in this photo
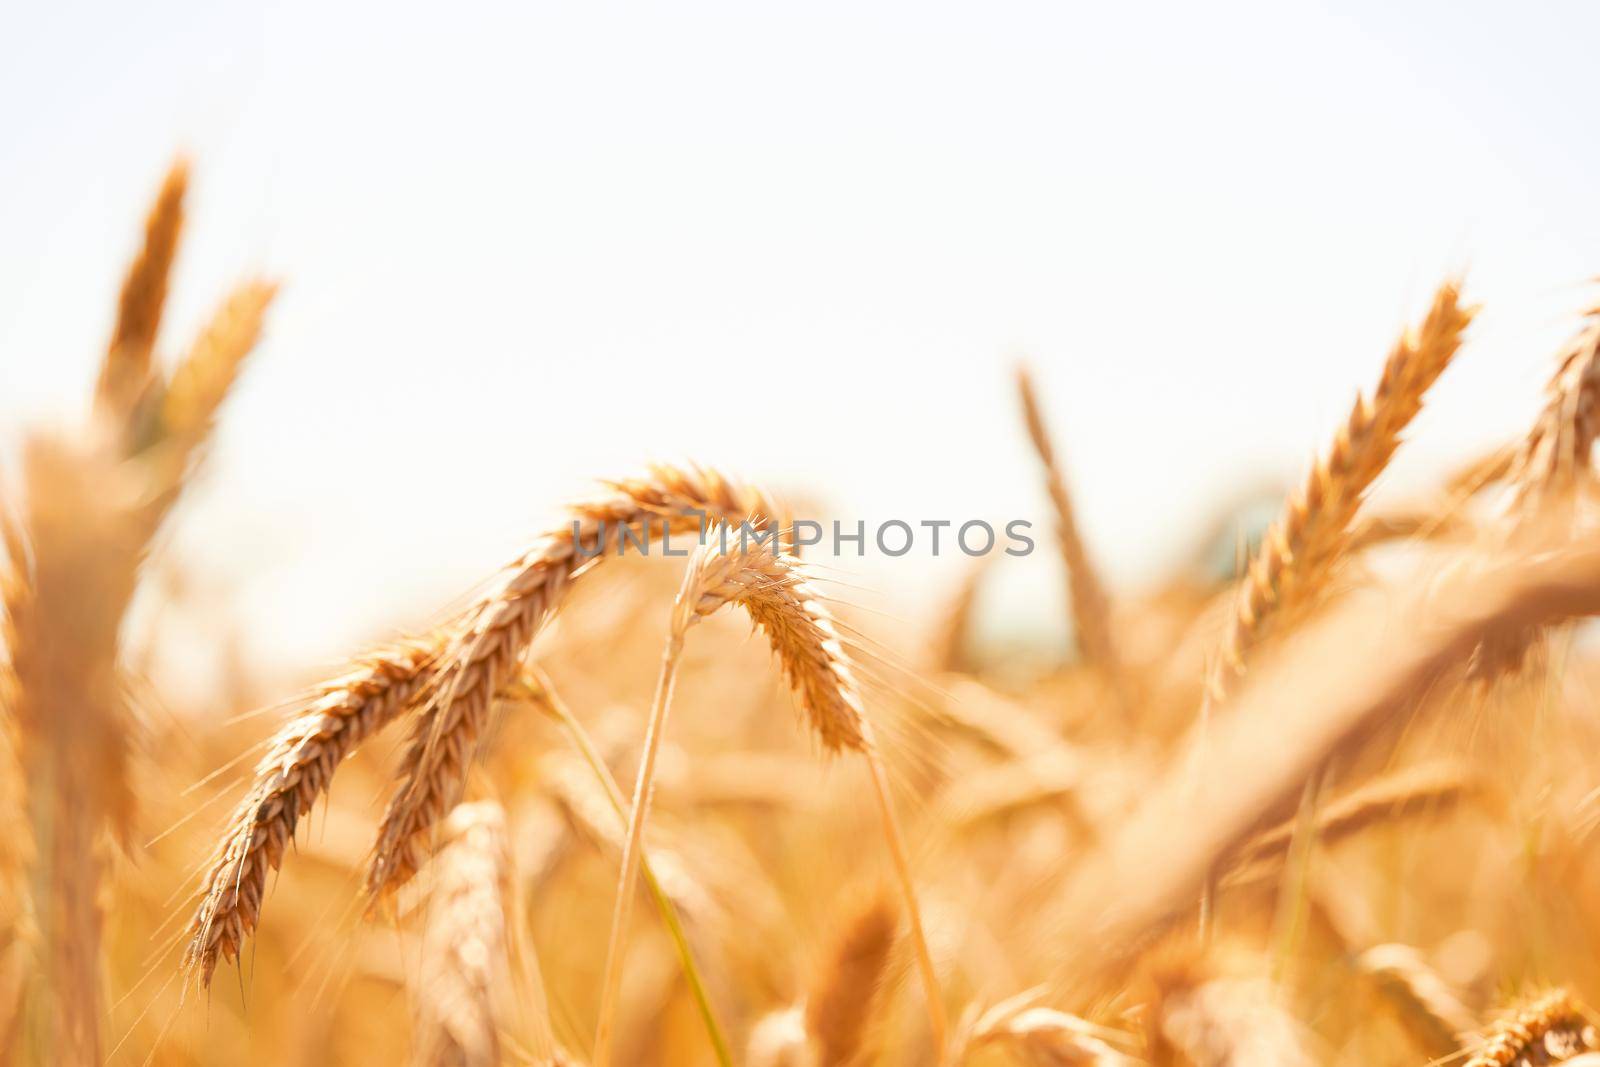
[2,156,274,1064]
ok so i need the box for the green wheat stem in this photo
[526,668,734,1067]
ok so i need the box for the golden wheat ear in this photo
[1465,989,1595,1066]
[97,158,188,422]
[365,465,781,901]
[1203,279,1473,713]
[410,801,515,1067]
[804,888,899,1067]
[188,465,778,988]
[591,530,945,1067]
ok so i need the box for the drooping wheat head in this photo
[187,465,778,986]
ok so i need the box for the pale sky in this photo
[3,2,1598,685]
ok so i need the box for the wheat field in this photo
[7,160,1600,1067]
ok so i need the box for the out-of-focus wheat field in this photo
[13,7,1600,1067]
[6,158,1600,1067]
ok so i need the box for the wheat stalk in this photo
[4,436,147,1064]
[518,667,734,1066]
[592,530,946,1066]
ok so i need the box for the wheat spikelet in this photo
[1355,943,1476,1060]
[1016,364,1124,688]
[96,158,187,421]
[410,801,513,1067]
[805,889,899,1067]
[1465,989,1595,1066]
[1203,280,1473,710]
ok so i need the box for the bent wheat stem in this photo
[593,532,946,1065]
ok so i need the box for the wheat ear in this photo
[1015,365,1124,690]
[1225,760,1480,876]
[1465,989,1594,1066]
[805,889,899,1067]
[593,531,946,1064]
[1471,305,1600,680]
[186,464,777,986]
[96,158,187,420]
[411,801,514,1067]
[369,466,781,899]
[1202,280,1473,711]
[184,639,437,984]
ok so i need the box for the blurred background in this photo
[4,0,1600,695]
